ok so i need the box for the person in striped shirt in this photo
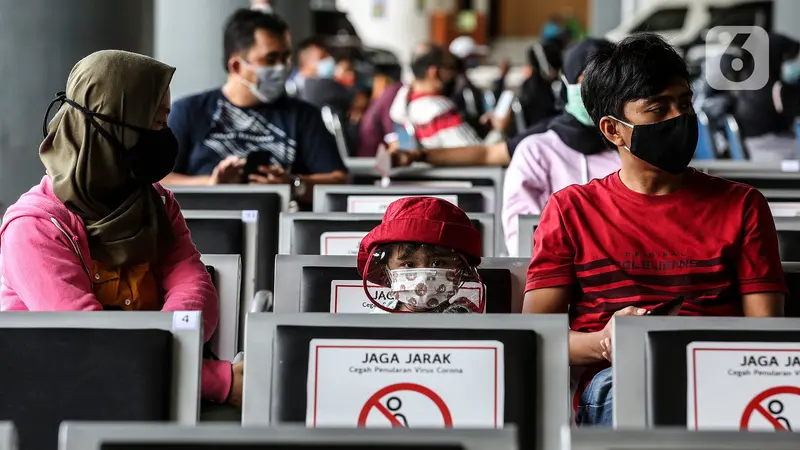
[388,43,484,149]
[523,34,786,427]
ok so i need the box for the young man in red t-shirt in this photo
[523,33,787,426]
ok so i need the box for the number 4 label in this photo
[172,311,200,330]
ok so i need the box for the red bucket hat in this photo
[356,197,482,284]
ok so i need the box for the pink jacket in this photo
[0,176,232,404]
[502,131,621,256]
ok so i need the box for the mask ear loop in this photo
[607,116,635,153]
[41,92,121,147]
[362,249,410,314]
[51,94,154,163]
[42,91,67,138]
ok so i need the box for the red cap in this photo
[356,197,482,284]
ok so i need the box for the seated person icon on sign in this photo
[522,33,787,427]
[357,197,485,313]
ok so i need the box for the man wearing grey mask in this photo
[163,9,347,205]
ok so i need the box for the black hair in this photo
[296,36,329,59]
[372,243,459,266]
[223,9,289,72]
[393,243,459,261]
[581,33,690,128]
[411,44,447,80]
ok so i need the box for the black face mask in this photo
[612,113,699,175]
[43,91,178,184]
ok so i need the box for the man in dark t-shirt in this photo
[523,34,786,427]
[162,9,347,202]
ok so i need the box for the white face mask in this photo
[389,268,459,310]
[238,59,287,104]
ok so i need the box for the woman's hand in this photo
[227,361,244,408]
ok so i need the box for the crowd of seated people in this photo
[1,4,800,448]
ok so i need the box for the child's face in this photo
[387,245,463,271]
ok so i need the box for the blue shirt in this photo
[168,89,346,176]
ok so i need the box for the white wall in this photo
[592,0,623,36]
[621,0,657,24]
[336,0,457,80]
[0,0,154,210]
[155,0,250,100]
[774,0,800,41]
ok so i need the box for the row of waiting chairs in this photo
[695,114,800,161]
[6,161,800,449]
[174,159,800,289]
[202,249,800,372]
[5,310,800,449]
[175,162,800,360]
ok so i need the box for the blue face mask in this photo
[316,57,336,79]
[783,59,800,85]
[561,75,593,126]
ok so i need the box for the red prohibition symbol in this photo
[357,382,453,427]
[739,385,800,431]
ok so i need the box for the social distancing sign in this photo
[319,231,368,256]
[329,280,485,313]
[330,280,397,312]
[346,195,459,213]
[687,341,800,431]
[306,339,504,428]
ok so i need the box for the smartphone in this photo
[243,151,273,177]
[493,90,516,121]
[647,296,685,316]
[393,123,418,151]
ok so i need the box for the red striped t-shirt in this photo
[526,169,786,331]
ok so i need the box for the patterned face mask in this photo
[389,268,459,310]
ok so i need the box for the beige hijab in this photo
[40,50,176,268]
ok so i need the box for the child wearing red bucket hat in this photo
[356,196,485,313]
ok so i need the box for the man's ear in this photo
[598,117,628,148]
[228,57,242,75]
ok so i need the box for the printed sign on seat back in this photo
[241,313,568,450]
[613,315,800,429]
[648,329,800,429]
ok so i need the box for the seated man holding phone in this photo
[523,34,786,427]
[162,10,347,203]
